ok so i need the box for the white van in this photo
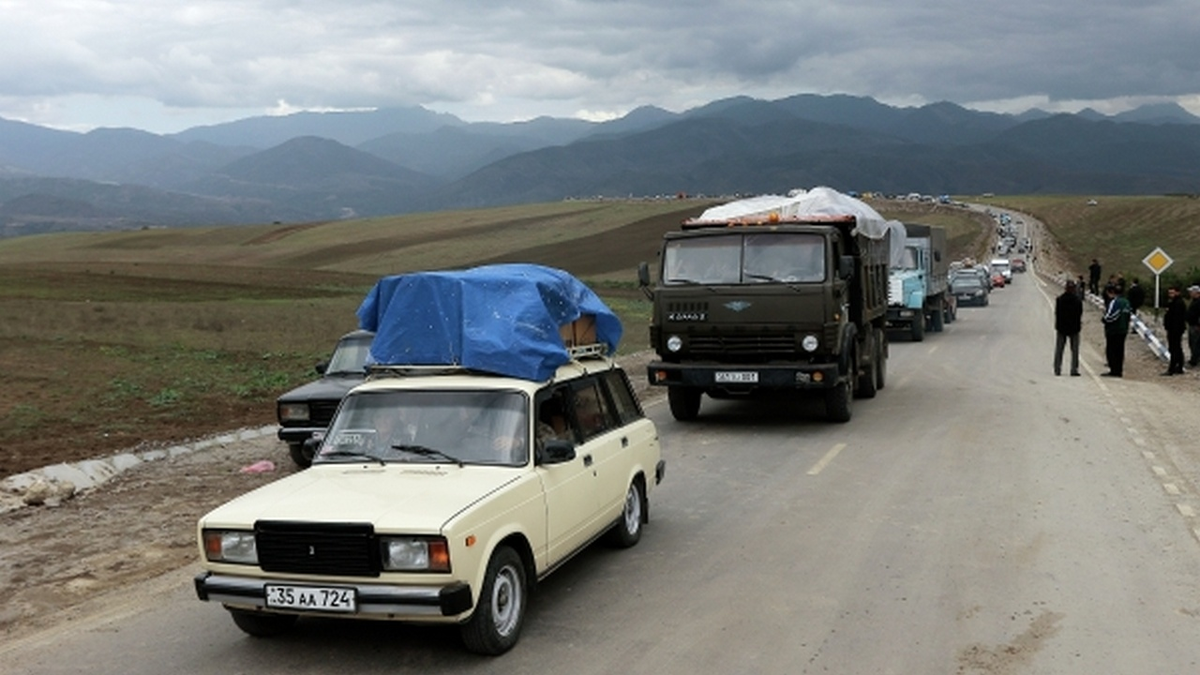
[990,258,1012,282]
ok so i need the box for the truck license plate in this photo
[715,371,758,383]
[265,584,357,612]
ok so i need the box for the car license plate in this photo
[715,371,758,383]
[265,584,357,612]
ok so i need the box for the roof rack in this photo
[363,343,610,381]
[567,343,608,360]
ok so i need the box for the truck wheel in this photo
[874,329,887,391]
[461,546,527,655]
[668,386,701,421]
[229,609,297,637]
[930,304,944,332]
[825,381,852,423]
[857,338,878,399]
[288,442,314,468]
[910,312,926,342]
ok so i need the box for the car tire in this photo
[288,442,314,468]
[825,381,852,423]
[228,609,297,637]
[605,479,645,548]
[667,386,701,421]
[461,546,527,655]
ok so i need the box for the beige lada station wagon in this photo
[194,265,665,655]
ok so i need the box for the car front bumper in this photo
[194,571,474,620]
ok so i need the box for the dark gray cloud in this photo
[1,0,1197,132]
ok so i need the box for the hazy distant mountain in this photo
[2,95,1200,237]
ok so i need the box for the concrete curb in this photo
[0,425,277,514]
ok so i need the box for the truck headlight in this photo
[801,335,819,352]
[380,536,451,572]
[202,529,258,565]
[666,335,683,353]
[278,402,311,423]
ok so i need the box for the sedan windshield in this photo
[317,389,530,466]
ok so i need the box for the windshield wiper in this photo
[392,444,464,467]
[317,451,386,466]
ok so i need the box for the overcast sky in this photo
[2,0,1198,134]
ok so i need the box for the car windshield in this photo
[663,233,825,285]
[325,335,373,375]
[316,389,530,466]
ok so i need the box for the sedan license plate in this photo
[715,371,758,383]
[265,584,357,613]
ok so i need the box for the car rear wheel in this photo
[228,609,297,637]
[461,546,527,655]
[606,479,645,548]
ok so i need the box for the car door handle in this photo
[583,454,593,467]
[621,437,628,448]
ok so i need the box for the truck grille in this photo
[689,334,797,358]
[255,521,379,577]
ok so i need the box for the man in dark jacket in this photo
[1162,285,1187,375]
[1187,285,1200,368]
[1055,281,1084,376]
[1126,279,1146,317]
[1088,259,1102,295]
[1101,284,1130,377]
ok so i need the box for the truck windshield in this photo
[898,246,919,270]
[664,233,824,285]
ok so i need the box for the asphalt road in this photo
[6,270,1200,674]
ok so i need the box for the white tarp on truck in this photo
[695,186,907,266]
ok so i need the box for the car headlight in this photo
[666,335,683,353]
[801,335,819,352]
[380,536,451,572]
[278,402,310,423]
[202,529,258,565]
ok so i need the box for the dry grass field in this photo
[0,196,1031,477]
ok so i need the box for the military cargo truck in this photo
[886,222,952,341]
[637,187,895,423]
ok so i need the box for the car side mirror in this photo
[315,360,329,375]
[637,262,653,300]
[537,440,576,465]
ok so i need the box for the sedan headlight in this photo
[380,536,451,573]
[666,335,683,353]
[801,335,819,352]
[202,529,258,565]
[278,402,311,423]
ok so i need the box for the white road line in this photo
[807,442,847,476]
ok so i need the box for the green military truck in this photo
[637,188,894,423]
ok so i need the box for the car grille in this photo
[255,521,379,577]
[308,400,341,426]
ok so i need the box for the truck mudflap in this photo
[647,361,840,391]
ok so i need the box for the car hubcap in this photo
[492,565,522,636]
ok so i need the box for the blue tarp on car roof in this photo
[356,264,622,382]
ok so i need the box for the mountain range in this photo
[2,94,1199,237]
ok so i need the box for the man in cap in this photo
[1186,285,1200,368]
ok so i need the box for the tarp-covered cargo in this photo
[356,264,622,382]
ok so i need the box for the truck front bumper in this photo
[647,361,839,391]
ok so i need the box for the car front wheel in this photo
[461,546,527,655]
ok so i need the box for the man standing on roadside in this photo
[1054,281,1083,376]
[1162,285,1187,376]
[1126,278,1146,317]
[1089,259,1102,296]
[1186,285,1200,368]
[1101,283,1130,377]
